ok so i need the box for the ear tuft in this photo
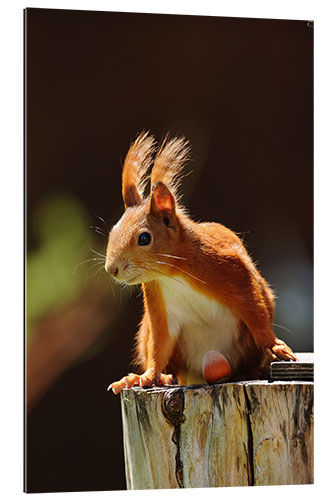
[121,131,156,209]
[150,135,190,203]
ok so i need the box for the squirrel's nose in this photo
[105,262,119,277]
[111,266,119,277]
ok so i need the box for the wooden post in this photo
[120,355,313,489]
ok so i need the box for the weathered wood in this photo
[245,382,313,485]
[120,378,313,489]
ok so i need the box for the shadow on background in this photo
[25,8,313,492]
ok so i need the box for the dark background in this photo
[25,8,313,493]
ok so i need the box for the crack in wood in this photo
[162,388,185,488]
[293,384,314,471]
[243,385,255,486]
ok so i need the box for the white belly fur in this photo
[158,275,240,377]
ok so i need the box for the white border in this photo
[1,1,332,499]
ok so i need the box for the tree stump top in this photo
[119,360,314,489]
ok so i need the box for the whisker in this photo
[120,281,132,295]
[154,260,206,285]
[90,226,108,238]
[106,275,117,303]
[84,263,106,285]
[138,265,164,284]
[139,267,155,281]
[94,214,110,230]
[155,253,187,261]
[86,260,106,273]
[89,248,107,259]
[141,263,188,287]
[93,264,108,285]
[273,323,293,334]
[95,230,107,238]
[73,257,105,274]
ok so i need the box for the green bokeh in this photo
[26,194,96,338]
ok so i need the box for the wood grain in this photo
[120,387,179,489]
[245,381,313,485]
[120,378,313,489]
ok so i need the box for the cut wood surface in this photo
[120,363,313,489]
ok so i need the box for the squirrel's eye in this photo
[138,232,151,246]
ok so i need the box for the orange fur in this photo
[150,135,190,203]
[106,133,297,394]
[121,131,156,208]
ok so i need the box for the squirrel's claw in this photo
[108,370,175,394]
[265,339,298,362]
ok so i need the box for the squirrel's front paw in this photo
[108,370,176,395]
[264,338,298,362]
[108,373,141,394]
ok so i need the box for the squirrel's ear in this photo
[122,183,142,208]
[150,182,177,226]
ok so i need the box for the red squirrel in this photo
[105,132,297,394]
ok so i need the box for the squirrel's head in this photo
[105,132,190,285]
